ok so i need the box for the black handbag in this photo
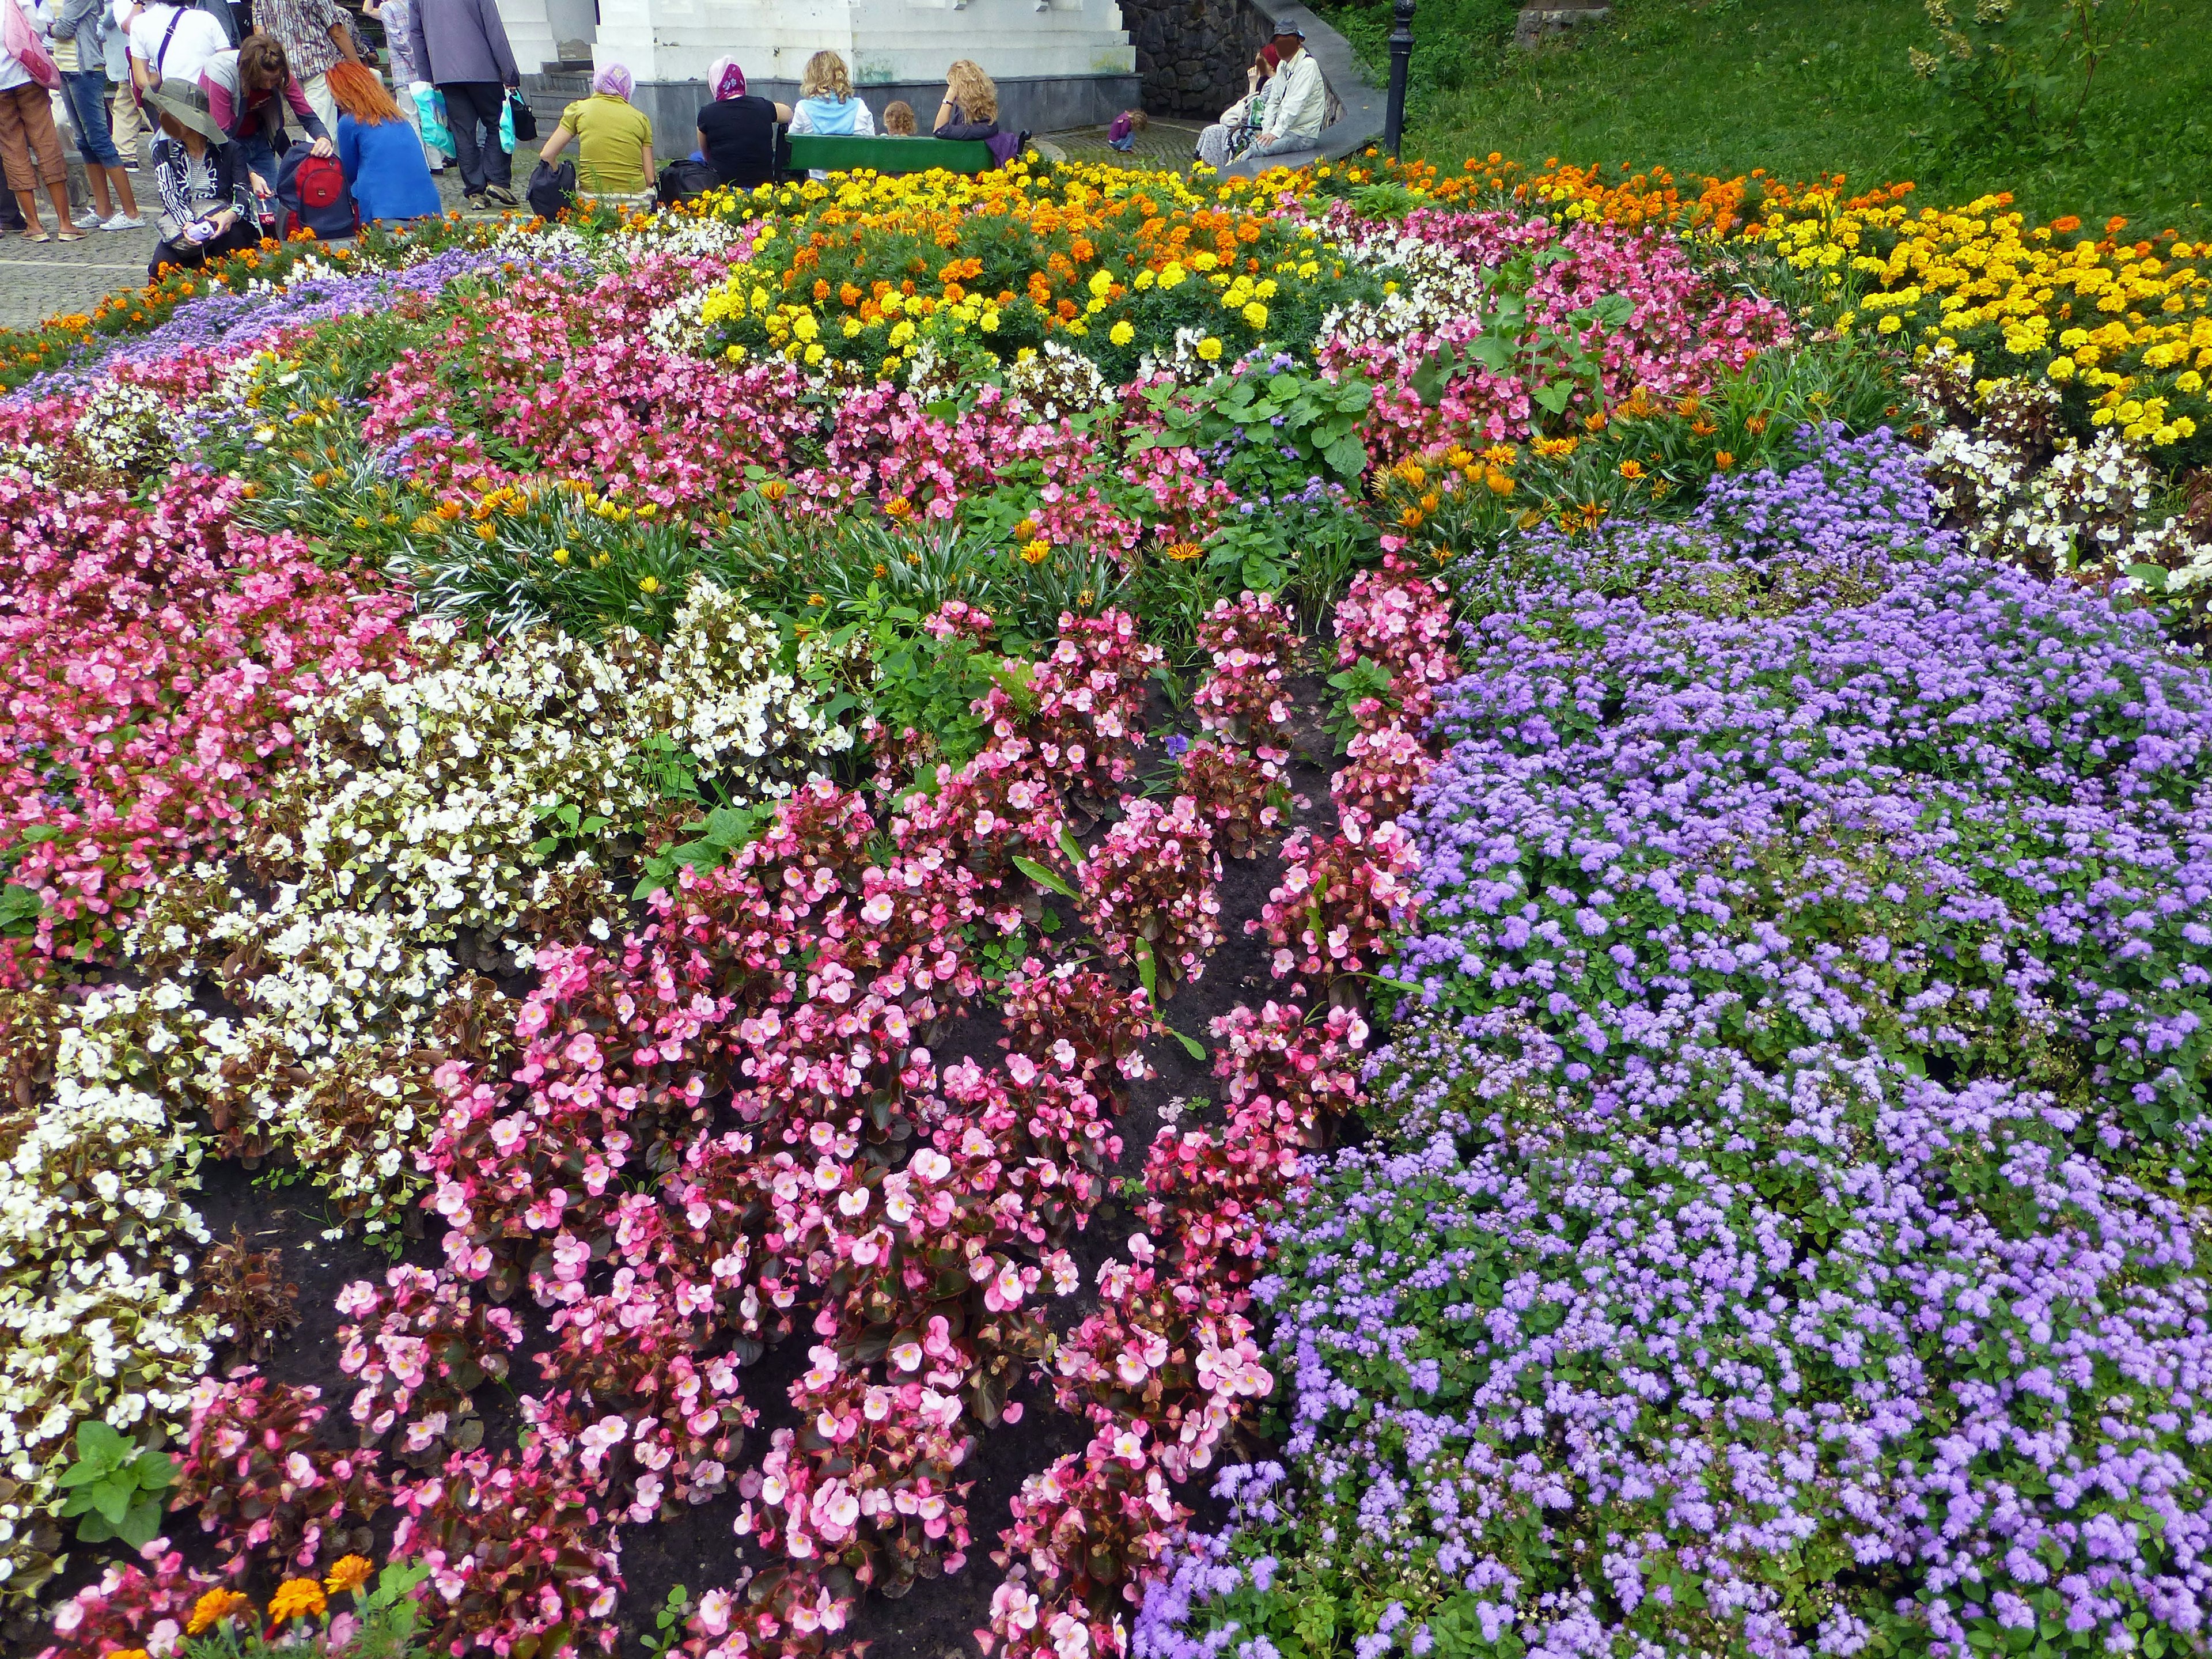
[656,157,716,205]
[526,156,574,220]
[507,89,538,143]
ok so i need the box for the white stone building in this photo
[500,0,1142,151]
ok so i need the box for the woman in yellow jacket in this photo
[537,60,652,197]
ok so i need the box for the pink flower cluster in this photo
[35,1538,215,1659]
[171,1372,388,1577]
[365,258,817,512]
[0,470,411,980]
[335,1264,524,1457]
[1188,591,1301,754]
[983,570,1453,1659]
[1317,206,1791,462]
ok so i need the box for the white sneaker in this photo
[99,212,146,230]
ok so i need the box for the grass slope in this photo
[1321,0,2212,230]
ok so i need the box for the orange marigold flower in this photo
[188,1589,252,1635]
[268,1578,327,1624]
[1163,540,1203,563]
[1618,460,1645,480]
[325,1555,375,1596]
[1714,450,1736,469]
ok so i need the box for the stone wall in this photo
[1120,0,1273,119]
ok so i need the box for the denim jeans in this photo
[60,69,123,169]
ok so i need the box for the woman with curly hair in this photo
[931,56,997,141]
[787,47,871,135]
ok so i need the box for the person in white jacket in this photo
[1245,24,1324,160]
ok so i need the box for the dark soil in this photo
[18,676,1349,1659]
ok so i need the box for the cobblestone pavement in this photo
[1,169,487,334]
[1045,119,1206,171]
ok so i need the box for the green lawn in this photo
[1320,0,2212,232]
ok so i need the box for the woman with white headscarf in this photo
[693,54,787,190]
[538,60,652,195]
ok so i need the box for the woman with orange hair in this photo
[327,57,438,222]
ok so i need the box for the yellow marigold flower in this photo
[1242,301,1268,329]
[111,1650,151,1659]
[325,1555,375,1596]
[1196,336,1222,362]
[1164,540,1205,563]
[552,547,570,564]
[1109,320,1135,347]
[759,480,791,503]
[1021,538,1052,565]
[640,576,660,594]
[188,1589,253,1635]
[1618,460,1645,480]
[885,496,914,520]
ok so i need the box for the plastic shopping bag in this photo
[415,83,456,158]
[498,92,515,154]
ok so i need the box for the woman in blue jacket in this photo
[328,56,438,223]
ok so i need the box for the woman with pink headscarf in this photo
[538,59,653,195]
[694,54,789,190]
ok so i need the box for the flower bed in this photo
[2,149,2209,1659]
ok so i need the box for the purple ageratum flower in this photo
[1402,432,2212,1168]
[1187,1029,2210,1659]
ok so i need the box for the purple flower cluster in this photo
[1232,1029,2211,1659]
[1142,437,2212,1659]
[5,246,548,405]
[1406,429,2212,1172]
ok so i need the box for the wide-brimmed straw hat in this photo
[145,75,226,142]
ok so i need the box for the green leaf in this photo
[0,882,41,938]
[114,1496,165,1550]
[1056,827,1085,868]
[1532,380,1575,415]
[1323,433,1369,480]
[1168,1027,1205,1061]
[1011,855,1079,902]
[1134,937,1158,1000]
[89,1477,134,1526]
[133,1450,178,1493]
[67,1421,131,1479]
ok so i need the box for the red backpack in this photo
[276,147,358,240]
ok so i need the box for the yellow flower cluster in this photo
[1766,194,2210,448]
[692,160,1362,379]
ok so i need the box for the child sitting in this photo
[882,100,915,136]
[1106,107,1148,151]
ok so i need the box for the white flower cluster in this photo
[1925,383,2211,591]
[259,577,843,937]
[111,577,843,1230]
[1001,340,1113,423]
[0,987,214,1601]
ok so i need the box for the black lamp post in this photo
[1382,0,1414,157]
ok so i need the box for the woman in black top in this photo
[694,55,790,188]
[931,59,998,141]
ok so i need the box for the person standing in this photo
[0,0,87,239]
[404,0,514,208]
[100,0,149,166]
[119,0,229,98]
[40,0,143,222]
[246,0,360,134]
[1243,22,1324,161]
[362,0,438,172]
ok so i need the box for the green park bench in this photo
[785,134,1000,176]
